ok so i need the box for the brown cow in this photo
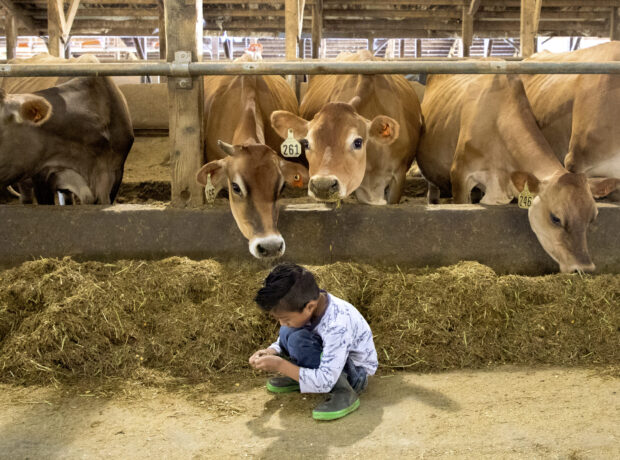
[0,54,134,205]
[523,42,620,186]
[196,57,308,259]
[417,71,618,273]
[271,50,422,205]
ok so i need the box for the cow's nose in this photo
[562,262,596,274]
[249,235,285,259]
[309,176,340,200]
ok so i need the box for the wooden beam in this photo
[165,0,204,208]
[0,0,38,32]
[468,0,481,16]
[533,0,542,32]
[520,0,541,57]
[158,0,166,59]
[612,7,620,40]
[462,7,473,57]
[63,0,81,40]
[285,0,298,59]
[5,13,17,60]
[311,0,322,58]
[415,38,422,58]
[47,0,63,56]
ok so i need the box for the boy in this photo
[249,263,378,421]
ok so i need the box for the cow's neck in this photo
[497,102,566,181]
[232,77,265,145]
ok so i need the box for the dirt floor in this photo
[0,367,617,459]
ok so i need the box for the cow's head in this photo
[512,171,620,273]
[196,142,308,259]
[271,98,399,202]
[0,89,52,127]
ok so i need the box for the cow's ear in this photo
[511,171,541,194]
[270,110,308,140]
[279,159,309,189]
[588,177,620,198]
[368,115,399,145]
[19,96,52,125]
[196,159,228,192]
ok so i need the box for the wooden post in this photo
[462,7,473,58]
[64,37,71,58]
[158,0,166,60]
[311,0,322,59]
[285,0,301,92]
[520,0,541,57]
[285,0,299,61]
[165,0,204,207]
[611,7,620,41]
[415,38,422,58]
[400,38,406,58]
[47,0,63,57]
[6,14,17,60]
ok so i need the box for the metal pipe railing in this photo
[1,59,620,77]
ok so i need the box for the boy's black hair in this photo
[254,263,320,312]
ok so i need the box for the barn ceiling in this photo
[0,0,618,38]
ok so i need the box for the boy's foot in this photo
[266,376,300,393]
[312,374,360,421]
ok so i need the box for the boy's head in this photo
[255,263,321,327]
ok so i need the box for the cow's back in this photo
[0,54,98,94]
[417,69,552,194]
[523,42,620,167]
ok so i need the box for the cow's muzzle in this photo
[249,235,286,259]
[309,175,342,201]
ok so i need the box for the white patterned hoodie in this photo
[269,292,378,393]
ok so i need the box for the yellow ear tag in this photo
[281,128,302,158]
[204,174,216,205]
[518,182,535,209]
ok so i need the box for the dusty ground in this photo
[1,367,618,459]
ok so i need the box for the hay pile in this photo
[0,257,618,387]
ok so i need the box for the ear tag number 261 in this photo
[518,182,534,209]
[281,129,302,158]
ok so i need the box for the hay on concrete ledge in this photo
[0,257,618,387]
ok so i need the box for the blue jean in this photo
[278,326,368,393]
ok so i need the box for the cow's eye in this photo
[550,213,562,226]
[353,138,363,149]
[231,182,242,195]
[300,139,310,150]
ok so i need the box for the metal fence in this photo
[1,59,620,77]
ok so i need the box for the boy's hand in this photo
[252,355,284,373]
[249,348,278,367]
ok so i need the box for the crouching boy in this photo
[249,263,378,421]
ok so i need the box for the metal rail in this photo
[1,60,620,77]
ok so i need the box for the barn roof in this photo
[0,0,618,38]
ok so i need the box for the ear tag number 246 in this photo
[281,129,302,158]
[518,182,535,209]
